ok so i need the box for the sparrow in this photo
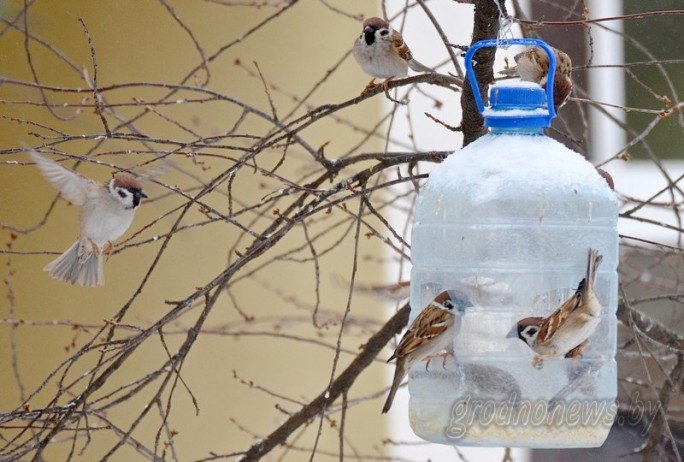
[501,45,572,109]
[508,248,603,368]
[352,16,433,92]
[30,150,147,287]
[382,290,473,413]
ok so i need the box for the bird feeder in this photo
[408,39,618,447]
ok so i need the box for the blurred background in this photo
[0,1,393,460]
[1,1,683,461]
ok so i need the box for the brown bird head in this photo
[514,46,572,109]
[431,290,473,313]
[110,173,147,209]
[361,17,390,46]
[507,316,544,346]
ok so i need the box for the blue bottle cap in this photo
[484,81,551,129]
[464,38,558,130]
[490,81,546,108]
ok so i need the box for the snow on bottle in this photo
[408,39,618,448]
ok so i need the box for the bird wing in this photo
[391,31,413,63]
[390,305,453,361]
[536,249,602,348]
[536,282,583,345]
[553,74,572,108]
[30,150,97,206]
[564,339,590,359]
[390,31,433,73]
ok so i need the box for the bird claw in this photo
[88,239,101,257]
[424,352,451,371]
[359,78,407,105]
[383,89,407,105]
[379,78,406,104]
[102,241,114,260]
[533,356,545,369]
[360,79,378,96]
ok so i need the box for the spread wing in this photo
[30,150,97,206]
[536,280,584,345]
[390,305,453,361]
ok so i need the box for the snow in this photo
[495,80,542,89]
[422,133,617,214]
[482,108,549,117]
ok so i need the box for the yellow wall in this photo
[0,1,389,459]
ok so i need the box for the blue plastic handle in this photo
[464,38,557,122]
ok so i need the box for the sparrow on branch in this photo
[352,17,433,93]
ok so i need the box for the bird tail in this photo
[498,66,520,77]
[44,241,104,287]
[585,248,602,297]
[408,58,434,74]
[382,362,406,414]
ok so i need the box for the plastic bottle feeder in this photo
[408,38,618,448]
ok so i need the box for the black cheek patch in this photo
[128,188,143,208]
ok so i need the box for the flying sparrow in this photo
[383,290,473,413]
[30,150,147,287]
[501,45,572,109]
[508,248,603,368]
[352,16,433,92]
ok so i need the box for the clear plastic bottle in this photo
[408,39,618,448]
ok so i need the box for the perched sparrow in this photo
[501,46,572,109]
[352,17,432,92]
[508,248,603,367]
[30,150,147,287]
[383,290,473,413]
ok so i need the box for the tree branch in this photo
[240,303,410,461]
[617,299,684,352]
[460,0,504,146]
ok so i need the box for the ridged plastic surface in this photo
[409,132,618,447]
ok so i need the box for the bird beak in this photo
[363,26,374,35]
[138,190,148,199]
[506,325,518,339]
